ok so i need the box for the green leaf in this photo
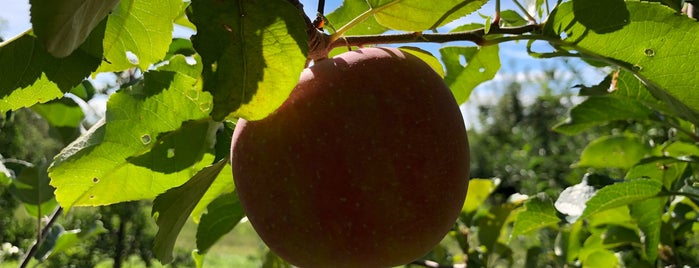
[462,178,498,214]
[32,98,84,128]
[48,55,213,208]
[367,0,488,31]
[35,224,72,261]
[499,10,527,27]
[127,119,217,174]
[399,46,444,77]
[196,192,245,253]
[262,250,293,268]
[0,30,103,112]
[575,135,651,169]
[661,141,699,158]
[583,249,618,268]
[325,0,388,35]
[8,160,56,217]
[475,202,516,251]
[191,163,234,223]
[626,156,688,190]
[511,194,560,237]
[187,0,308,121]
[46,220,107,259]
[96,0,184,72]
[554,95,654,135]
[440,45,500,104]
[544,0,699,124]
[30,0,119,58]
[579,179,663,220]
[152,158,228,264]
[630,197,665,262]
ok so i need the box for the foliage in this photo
[0,0,698,267]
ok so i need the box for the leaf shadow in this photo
[188,0,307,121]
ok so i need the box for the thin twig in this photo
[512,0,537,23]
[19,206,64,268]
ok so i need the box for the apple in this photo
[231,47,470,267]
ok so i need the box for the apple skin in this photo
[231,47,470,268]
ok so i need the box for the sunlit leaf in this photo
[367,0,488,31]
[512,194,560,237]
[440,45,500,104]
[399,46,444,77]
[575,135,651,169]
[0,30,103,112]
[48,55,213,208]
[187,0,308,121]
[462,178,498,214]
[579,179,663,220]
[544,0,699,124]
[326,0,388,35]
[97,0,184,72]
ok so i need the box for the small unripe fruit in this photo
[231,47,470,267]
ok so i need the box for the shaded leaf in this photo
[196,192,245,253]
[0,29,104,112]
[191,162,234,223]
[32,98,84,128]
[440,45,500,104]
[46,220,107,259]
[30,0,119,57]
[630,197,665,262]
[152,158,228,264]
[626,156,688,190]
[8,160,56,217]
[187,0,308,121]
[128,119,217,174]
[579,179,663,220]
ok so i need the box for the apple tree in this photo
[1,0,698,267]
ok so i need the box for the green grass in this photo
[178,218,268,267]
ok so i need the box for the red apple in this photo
[231,47,470,267]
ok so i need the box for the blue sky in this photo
[0,0,605,129]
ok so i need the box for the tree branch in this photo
[328,24,542,49]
